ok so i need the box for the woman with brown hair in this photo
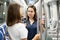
[6,3,28,40]
[26,5,37,40]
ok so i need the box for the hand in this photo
[32,34,40,40]
[40,19,44,25]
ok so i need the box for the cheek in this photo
[20,13,23,18]
[20,11,23,16]
[27,13,30,17]
[27,12,30,16]
[32,13,35,17]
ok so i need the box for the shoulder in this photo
[7,23,26,30]
[15,23,26,29]
[14,23,25,27]
[17,23,25,27]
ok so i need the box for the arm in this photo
[32,34,40,40]
[19,24,28,40]
[21,38,27,40]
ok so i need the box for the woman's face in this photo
[27,7,35,19]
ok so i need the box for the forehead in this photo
[28,7,34,11]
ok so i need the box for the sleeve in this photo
[19,24,28,39]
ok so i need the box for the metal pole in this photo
[43,2,48,40]
[37,0,42,33]
[57,1,59,40]
[37,0,42,40]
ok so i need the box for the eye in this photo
[31,11,33,12]
[28,11,33,13]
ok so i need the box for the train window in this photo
[57,0,60,40]
[48,4,51,19]
[25,0,39,5]
[28,0,35,5]
[0,1,7,25]
[0,2,4,24]
[43,0,60,40]
[47,1,58,30]
[57,1,60,20]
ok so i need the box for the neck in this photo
[29,18,34,25]
[29,18,34,21]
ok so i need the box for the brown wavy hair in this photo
[6,3,21,26]
[27,5,37,21]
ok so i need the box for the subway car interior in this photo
[0,0,60,40]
